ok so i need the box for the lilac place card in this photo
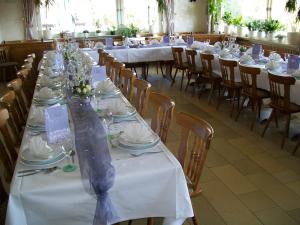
[187,36,194,46]
[91,65,107,87]
[45,104,70,144]
[105,38,113,49]
[287,54,300,74]
[163,35,170,44]
[252,44,262,59]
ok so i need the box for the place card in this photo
[287,54,300,74]
[91,66,107,87]
[252,44,262,59]
[45,104,70,144]
[105,38,113,49]
[163,35,170,44]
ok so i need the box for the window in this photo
[40,0,117,33]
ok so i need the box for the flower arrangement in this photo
[73,80,92,98]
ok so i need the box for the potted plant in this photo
[285,0,300,45]
[263,19,283,40]
[232,16,243,36]
[222,11,233,34]
[254,20,264,39]
[245,20,257,38]
[208,0,223,33]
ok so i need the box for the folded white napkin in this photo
[43,67,54,76]
[269,52,282,62]
[29,136,53,159]
[39,75,50,86]
[245,47,253,55]
[266,60,281,71]
[203,45,214,54]
[38,87,54,99]
[29,108,44,125]
[95,79,115,94]
[120,123,156,144]
[175,38,186,45]
[191,41,203,49]
[240,54,255,65]
[214,42,222,49]
[150,39,160,45]
[293,69,300,78]
[219,49,232,58]
[108,100,129,115]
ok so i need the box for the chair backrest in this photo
[200,53,214,78]
[97,49,104,66]
[172,47,185,68]
[219,58,238,87]
[0,90,24,135]
[111,61,125,86]
[0,47,8,63]
[238,63,261,98]
[105,55,115,78]
[132,79,151,117]
[0,108,18,162]
[268,72,296,110]
[17,68,33,102]
[176,111,214,197]
[0,138,14,185]
[149,92,175,143]
[7,78,28,116]
[100,51,109,66]
[120,68,135,99]
[185,49,197,73]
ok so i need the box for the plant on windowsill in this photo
[285,0,300,45]
[208,0,224,33]
[245,20,258,38]
[232,16,243,36]
[222,11,233,34]
[262,20,283,40]
[116,24,140,38]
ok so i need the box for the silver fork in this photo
[18,166,59,177]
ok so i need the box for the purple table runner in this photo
[67,97,117,225]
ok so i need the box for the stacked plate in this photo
[27,121,46,134]
[100,89,121,99]
[21,148,65,166]
[33,93,64,106]
[112,105,137,120]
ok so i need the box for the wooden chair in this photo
[235,64,270,130]
[149,92,175,143]
[100,51,109,67]
[120,68,136,100]
[217,58,242,117]
[131,79,151,117]
[105,55,115,78]
[97,49,104,66]
[0,138,14,185]
[171,47,188,90]
[261,73,300,151]
[7,78,28,117]
[176,111,214,225]
[111,61,125,87]
[185,49,203,95]
[0,90,24,142]
[199,53,222,104]
[16,69,32,105]
[0,108,18,162]
[0,47,18,81]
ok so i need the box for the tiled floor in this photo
[2,67,300,225]
[128,68,300,225]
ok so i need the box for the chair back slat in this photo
[7,78,28,117]
[239,64,261,98]
[176,112,214,197]
[0,139,14,184]
[172,47,185,68]
[100,51,109,66]
[268,72,295,110]
[0,47,8,63]
[105,56,115,78]
[111,61,125,86]
[200,53,214,78]
[132,79,151,117]
[149,92,175,143]
[219,58,237,87]
[185,49,197,72]
[120,69,135,99]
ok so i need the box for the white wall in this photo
[0,23,3,42]
[0,0,24,41]
[174,0,208,33]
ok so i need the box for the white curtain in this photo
[22,0,35,40]
[165,0,174,35]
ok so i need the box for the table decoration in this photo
[240,54,255,65]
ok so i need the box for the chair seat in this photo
[223,81,242,89]
[270,102,300,113]
[243,88,270,99]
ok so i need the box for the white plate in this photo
[21,153,66,167]
[21,147,63,163]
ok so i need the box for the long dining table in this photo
[5,50,193,225]
[87,45,300,105]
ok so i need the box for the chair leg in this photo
[171,68,178,86]
[230,90,236,117]
[235,95,247,121]
[281,114,291,149]
[208,82,214,105]
[192,216,199,225]
[180,69,185,90]
[128,220,132,225]
[262,108,275,137]
[216,87,226,110]
[185,71,191,92]
[147,218,154,225]
[250,101,258,131]
[274,109,279,128]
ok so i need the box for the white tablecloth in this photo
[6,52,193,225]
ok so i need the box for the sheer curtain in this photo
[165,0,174,35]
[22,0,35,40]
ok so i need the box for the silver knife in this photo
[18,171,43,177]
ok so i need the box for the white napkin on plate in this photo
[245,47,253,55]
[94,42,104,49]
[29,136,53,159]
[191,41,203,49]
[269,52,282,62]
[43,67,54,76]
[219,49,232,58]
[266,60,281,71]
[38,87,54,99]
[108,100,129,115]
[214,42,222,49]
[150,39,160,45]
[39,75,50,86]
[175,38,186,45]
[240,54,255,65]
[95,79,115,94]
[120,123,156,144]
[29,108,44,125]
[203,45,214,54]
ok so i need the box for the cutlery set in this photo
[18,166,60,177]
